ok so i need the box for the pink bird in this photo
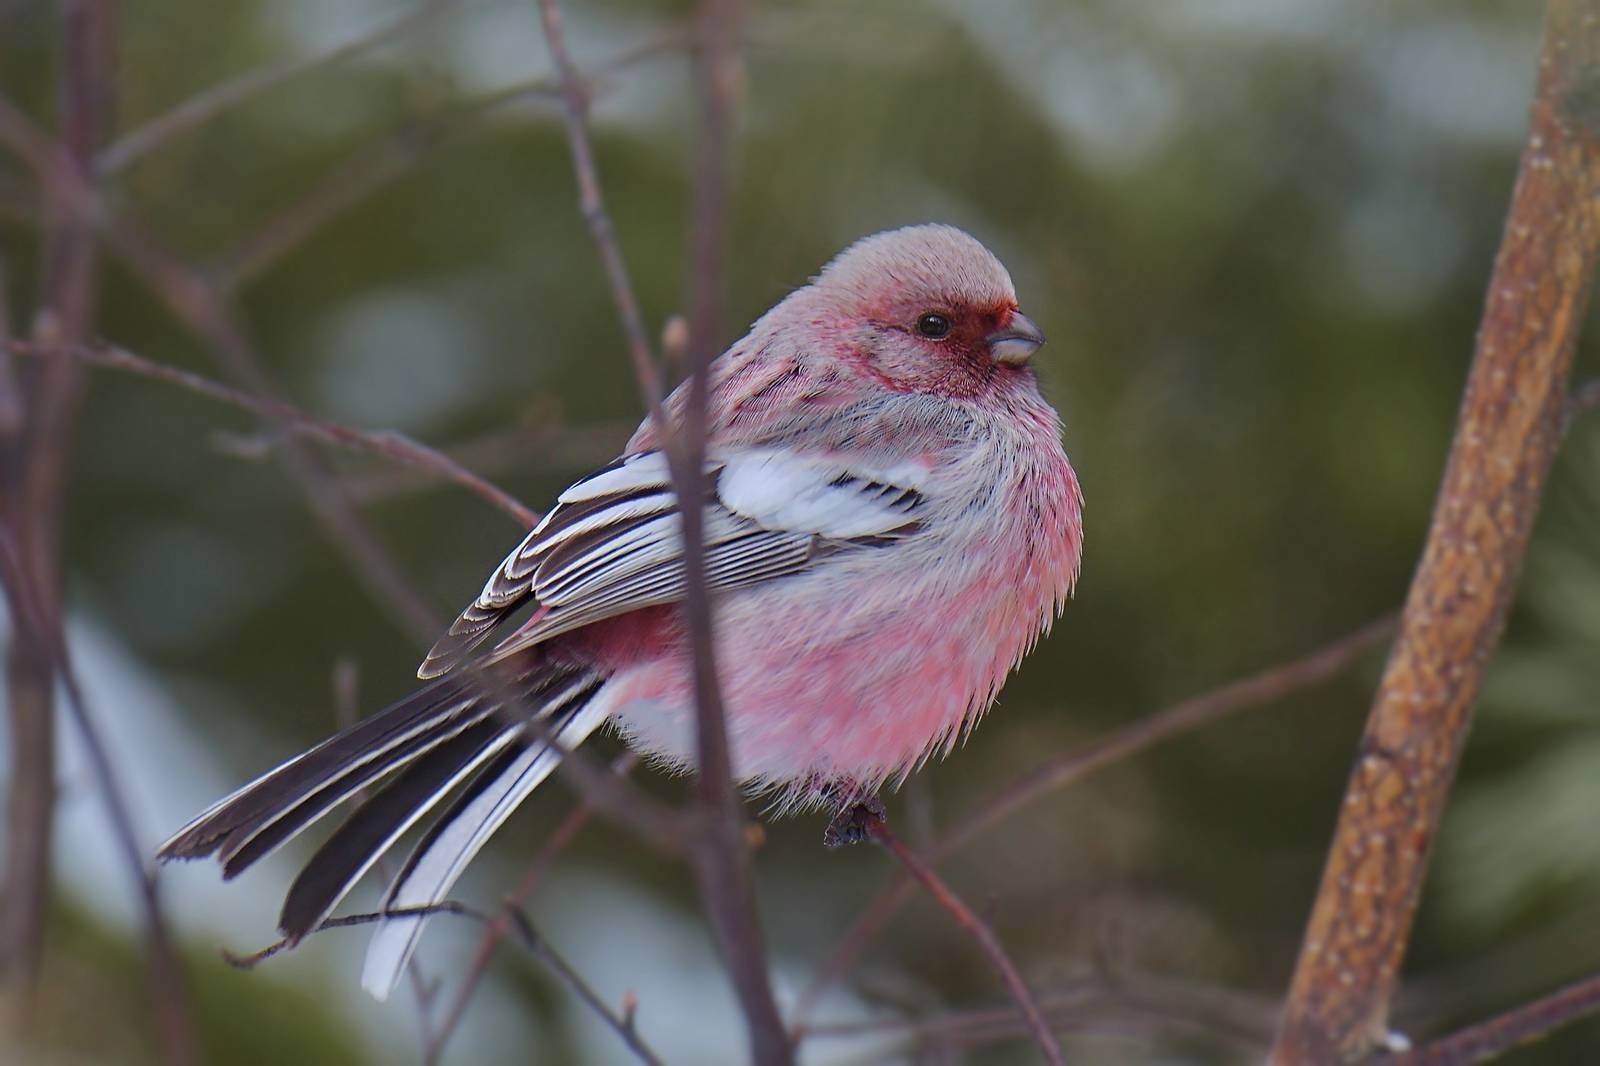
[159,224,1084,999]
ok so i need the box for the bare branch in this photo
[337,416,628,509]
[327,660,440,1055]
[864,817,1067,1066]
[0,260,19,434]
[1567,375,1600,426]
[5,337,540,527]
[956,616,1400,856]
[97,0,471,174]
[674,4,794,1064]
[805,967,1279,1056]
[535,0,667,420]
[224,899,665,1066]
[534,1,788,1061]
[1379,972,1600,1066]
[0,531,198,1065]
[426,751,640,1065]
[211,80,557,290]
[0,92,449,644]
[107,217,448,643]
[0,9,201,1059]
[504,907,667,1066]
[1271,3,1600,1060]
[213,34,686,291]
[796,615,1397,1026]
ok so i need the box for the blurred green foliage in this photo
[4,0,1599,1063]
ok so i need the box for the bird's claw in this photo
[823,794,887,848]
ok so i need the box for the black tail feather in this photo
[158,674,479,863]
[380,672,602,901]
[216,702,494,879]
[161,658,605,946]
[278,717,517,941]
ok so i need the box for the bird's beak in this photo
[987,311,1046,365]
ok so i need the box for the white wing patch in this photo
[555,450,673,503]
[416,449,929,678]
[719,450,927,539]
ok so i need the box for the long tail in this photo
[158,660,607,998]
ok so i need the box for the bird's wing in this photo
[416,448,928,677]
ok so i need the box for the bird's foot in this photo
[823,793,887,849]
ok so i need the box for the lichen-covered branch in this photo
[1270,2,1600,1060]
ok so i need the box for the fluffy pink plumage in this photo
[596,229,1081,798]
[159,223,1083,998]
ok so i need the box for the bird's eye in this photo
[916,312,952,339]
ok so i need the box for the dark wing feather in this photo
[416,449,929,679]
[159,675,478,864]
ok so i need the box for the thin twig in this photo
[1566,376,1600,427]
[108,219,448,643]
[337,416,628,508]
[5,337,539,527]
[789,279,1600,1064]
[3,328,696,873]
[444,658,686,848]
[212,33,686,291]
[0,10,200,1058]
[0,90,448,645]
[222,901,484,969]
[1379,972,1600,1066]
[536,2,790,1058]
[0,531,198,1066]
[0,82,87,1042]
[224,898,665,1066]
[329,660,440,1056]
[1271,4,1600,1060]
[0,259,19,433]
[0,97,84,204]
[97,0,471,174]
[948,616,1399,859]
[864,818,1067,1066]
[211,80,557,290]
[535,0,667,421]
[504,908,666,1066]
[674,3,794,1064]
[805,966,1278,1054]
[534,1,788,1060]
[426,751,640,1065]
[795,615,1397,1026]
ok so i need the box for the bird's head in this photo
[798,224,1045,396]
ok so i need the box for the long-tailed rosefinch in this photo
[160,224,1084,998]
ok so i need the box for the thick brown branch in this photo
[1270,3,1600,1060]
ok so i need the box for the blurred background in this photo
[3,1,1598,1063]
